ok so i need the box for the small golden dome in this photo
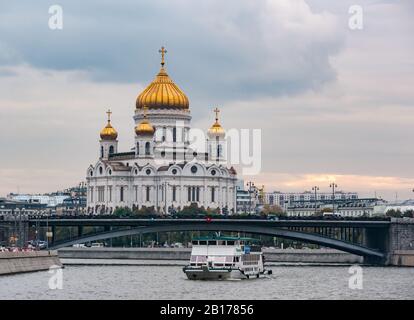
[136,47,189,110]
[100,109,118,140]
[135,107,155,136]
[208,107,225,137]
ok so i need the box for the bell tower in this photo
[207,108,226,163]
[135,106,155,158]
[99,109,118,160]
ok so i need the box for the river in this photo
[0,263,413,300]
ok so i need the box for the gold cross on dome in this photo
[213,107,220,121]
[106,109,112,122]
[159,46,167,66]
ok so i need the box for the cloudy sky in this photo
[0,0,413,200]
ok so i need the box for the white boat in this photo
[183,236,272,280]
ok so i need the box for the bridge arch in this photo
[49,223,384,259]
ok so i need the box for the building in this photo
[235,180,262,214]
[6,193,70,208]
[6,183,87,215]
[374,199,414,215]
[86,48,238,214]
[286,198,387,217]
[0,198,48,216]
[265,190,359,211]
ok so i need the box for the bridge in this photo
[2,217,413,265]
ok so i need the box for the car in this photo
[267,215,279,221]
[72,243,86,248]
[30,240,47,249]
[322,212,343,220]
[172,242,184,248]
[90,242,104,248]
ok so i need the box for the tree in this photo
[222,206,229,215]
[179,203,208,216]
[205,206,221,216]
[403,210,414,218]
[132,206,156,216]
[386,209,402,218]
[262,204,284,215]
[313,211,323,217]
[113,207,132,217]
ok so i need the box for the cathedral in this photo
[86,48,238,215]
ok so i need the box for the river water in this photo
[0,263,413,300]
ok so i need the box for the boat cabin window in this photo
[217,240,224,245]
[199,241,207,245]
[192,241,198,245]
[227,241,234,245]
[207,241,217,245]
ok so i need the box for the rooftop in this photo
[192,235,259,242]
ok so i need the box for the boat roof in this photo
[192,236,259,242]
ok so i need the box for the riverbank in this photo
[58,247,363,265]
[0,251,62,276]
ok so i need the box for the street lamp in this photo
[330,182,338,213]
[312,186,319,215]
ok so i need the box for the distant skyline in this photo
[0,0,413,201]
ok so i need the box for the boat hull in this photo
[183,266,257,280]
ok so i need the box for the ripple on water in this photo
[0,264,413,300]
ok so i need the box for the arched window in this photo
[109,145,114,155]
[145,142,150,155]
[100,146,104,158]
[173,127,177,143]
[172,186,177,202]
[217,144,222,158]
[146,186,150,202]
[120,186,124,202]
[136,142,139,155]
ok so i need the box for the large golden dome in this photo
[100,109,118,140]
[136,47,189,110]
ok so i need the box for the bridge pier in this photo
[362,226,389,265]
[385,218,414,266]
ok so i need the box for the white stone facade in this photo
[87,159,237,214]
